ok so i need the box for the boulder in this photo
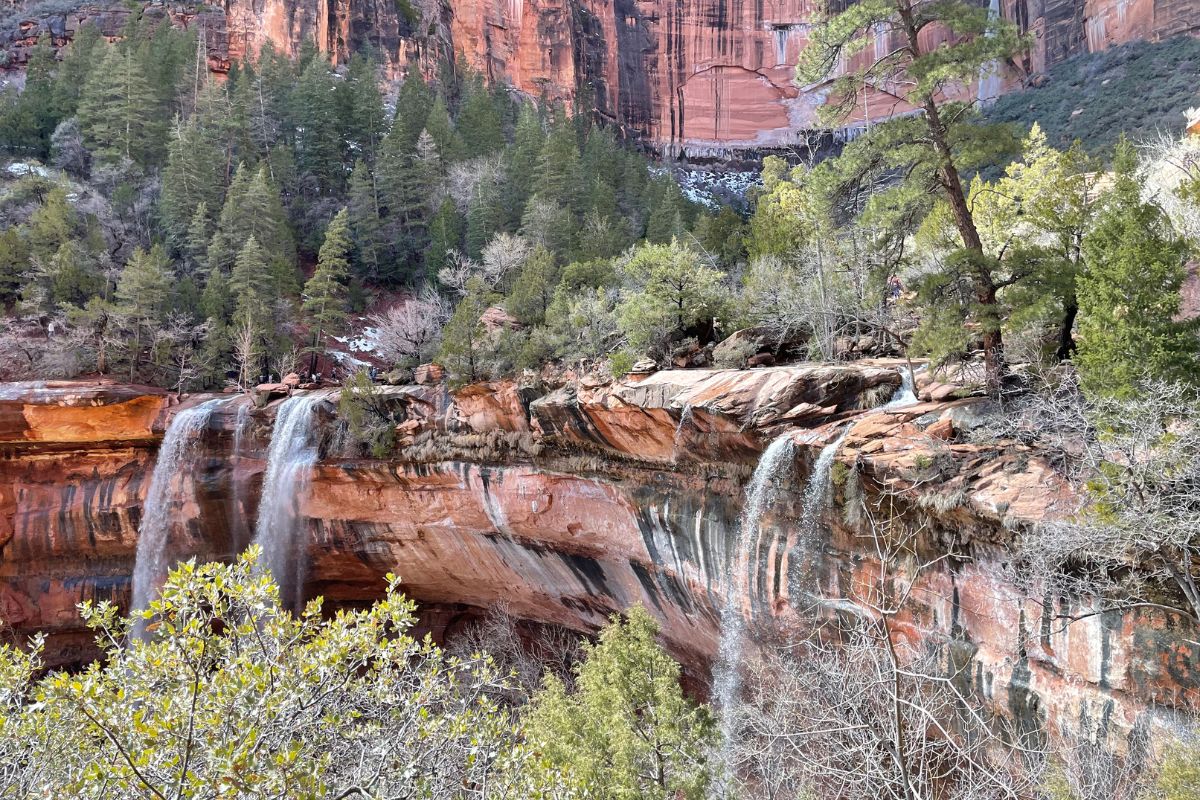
[282,372,301,389]
[414,364,445,385]
[480,306,521,336]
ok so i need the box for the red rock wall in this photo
[0,373,1195,740]
[4,0,1198,149]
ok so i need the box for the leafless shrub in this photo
[369,285,451,367]
[446,604,583,702]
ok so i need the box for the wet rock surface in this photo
[0,368,1195,739]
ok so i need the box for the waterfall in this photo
[130,398,225,637]
[229,401,252,552]
[881,366,918,410]
[711,432,797,797]
[251,392,324,611]
[712,428,851,796]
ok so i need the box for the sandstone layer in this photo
[4,0,1197,151]
[0,366,1195,745]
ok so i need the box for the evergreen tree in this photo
[457,74,504,158]
[1076,141,1198,399]
[426,198,464,281]
[291,58,344,189]
[437,276,496,382]
[184,202,213,277]
[506,245,558,326]
[0,229,29,309]
[338,54,387,164]
[535,117,581,213]
[504,104,545,224]
[797,0,1023,388]
[523,606,716,799]
[160,118,225,251]
[617,241,727,355]
[303,209,352,373]
[347,160,385,281]
[52,23,103,120]
[389,70,433,156]
[423,95,463,163]
[115,245,172,381]
[77,44,166,168]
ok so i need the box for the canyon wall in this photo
[1,366,1196,745]
[4,0,1198,152]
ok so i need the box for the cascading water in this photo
[130,398,225,638]
[251,392,325,611]
[881,365,919,410]
[786,428,852,599]
[711,427,850,797]
[229,401,252,552]
[711,432,797,797]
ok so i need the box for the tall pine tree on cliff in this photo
[797,0,1023,390]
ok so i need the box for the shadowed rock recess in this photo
[0,368,1196,739]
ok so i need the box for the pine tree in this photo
[347,160,385,281]
[423,95,463,163]
[303,209,353,373]
[0,228,29,309]
[116,245,172,381]
[797,0,1023,389]
[534,117,581,212]
[338,54,387,164]
[230,235,271,328]
[504,103,545,223]
[426,198,464,281]
[291,58,344,189]
[1075,140,1198,399]
[160,118,225,251]
[184,202,212,277]
[506,245,559,326]
[389,70,433,156]
[77,44,166,168]
[52,23,103,120]
[523,606,716,799]
[437,276,496,382]
[457,74,504,158]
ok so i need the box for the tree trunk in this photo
[1056,299,1078,361]
[897,0,1005,390]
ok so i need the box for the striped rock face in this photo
[4,0,1196,152]
[0,370,1195,743]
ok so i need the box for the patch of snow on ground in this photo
[652,166,761,211]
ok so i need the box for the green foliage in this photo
[1075,139,1198,399]
[523,605,717,799]
[77,43,166,168]
[1157,740,1200,799]
[338,368,397,458]
[617,241,727,356]
[438,276,498,382]
[303,208,352,366]
[506,245,559,326]
[0,552,557,798]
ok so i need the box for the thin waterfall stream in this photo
[711,425,850,797]
[711,432,797,796]
[251,392,326,611]
[130,397,226,638]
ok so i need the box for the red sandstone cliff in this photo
[3,0,1198,151]
[0,368,1195,742]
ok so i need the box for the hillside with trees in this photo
[3,2,1200,799]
